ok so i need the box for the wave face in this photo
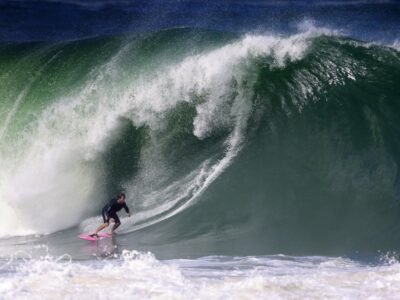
[1,28,400,255]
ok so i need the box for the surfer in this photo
[90,192,131,237]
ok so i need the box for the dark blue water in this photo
[0,0,399,44]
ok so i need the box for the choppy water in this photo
[1,249,400,300]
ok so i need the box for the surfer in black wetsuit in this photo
[90,192,131,237]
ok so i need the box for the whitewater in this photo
[1,1,400,299]
[2,249,400,300]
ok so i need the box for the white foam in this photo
[1,251,400,300]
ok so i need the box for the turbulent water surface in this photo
[0,1,400,299]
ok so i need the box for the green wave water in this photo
[1,28,400,256]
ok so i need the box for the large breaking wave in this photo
[1,27,399,254]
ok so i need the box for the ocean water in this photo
[0,1,400,299]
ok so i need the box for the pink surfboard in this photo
[78,233,111,241]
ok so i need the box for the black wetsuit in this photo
[102,198,130,228]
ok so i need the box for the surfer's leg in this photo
[92,209,110,235]
[111,221,120,232]
[110,213,121,234]
[93,222,109,235]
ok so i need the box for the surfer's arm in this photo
[123,203,130,215]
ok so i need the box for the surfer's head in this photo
[117,192,126,203]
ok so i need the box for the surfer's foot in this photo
[89,233,99,238]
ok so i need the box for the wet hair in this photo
[117,192,126,199]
